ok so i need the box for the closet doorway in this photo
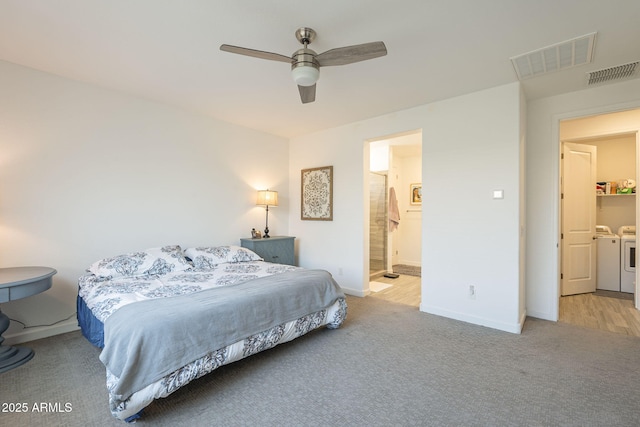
[366,130,422,306]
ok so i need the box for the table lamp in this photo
[256,190,278,238]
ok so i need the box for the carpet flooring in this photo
[3,295,640,426]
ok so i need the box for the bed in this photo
[76,245,347,422]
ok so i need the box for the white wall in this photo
[0,60,289,344]
[526,79,640,321]
[369,143,389,172]
[395,154,422,266]
[289,82,525,333]
[421,84,524,333]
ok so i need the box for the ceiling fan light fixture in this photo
[221,27,387,103]
[291,65,319,86]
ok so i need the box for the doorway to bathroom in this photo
[367,130,422,306]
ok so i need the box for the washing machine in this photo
[596,225,620,291]
[618,225,636,294]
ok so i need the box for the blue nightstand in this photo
[240,236,296,266]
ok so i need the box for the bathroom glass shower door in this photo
[369,172,388,277]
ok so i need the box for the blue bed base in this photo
[76,294,104,348]
[76,293,143,421]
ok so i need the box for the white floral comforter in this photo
[78,261,299,323]
[77,261,347,422]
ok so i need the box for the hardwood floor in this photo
[559,292,640,337]
[369,274,640,337]
[369,274,421,307]
[368,275,640,338]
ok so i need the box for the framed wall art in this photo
[301,166,333,221]
[410,183,422,205]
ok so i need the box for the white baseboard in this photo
[420,303,523,334]
[341,286,366,297]
[4,319,79,345]
[519,310,527,333]
[526,309,557,322]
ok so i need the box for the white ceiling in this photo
[1,1,639,139]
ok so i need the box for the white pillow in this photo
[88,245,191,278]
[184,245,262,270]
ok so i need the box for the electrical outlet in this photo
[469,285,476,299]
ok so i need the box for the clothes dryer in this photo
[596,225,620,291]
[618,225,636,294]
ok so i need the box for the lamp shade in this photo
[256,190,278,206]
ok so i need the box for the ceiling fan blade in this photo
[220,44,291,63]
[316,41,387,66]
[298,84,316,104]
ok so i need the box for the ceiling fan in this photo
[220,27,387,104]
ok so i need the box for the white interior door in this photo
[562,142,597,296]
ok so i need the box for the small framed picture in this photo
[410,183,422,205]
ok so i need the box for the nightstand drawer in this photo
[240,236,295,266]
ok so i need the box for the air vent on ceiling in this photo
[510,32,596,80]
[587,61,639,86]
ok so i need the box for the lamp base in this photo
[263,204,272,238]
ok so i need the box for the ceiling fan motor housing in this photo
[291,48,320,86]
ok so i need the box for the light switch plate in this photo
[493,190,504,199]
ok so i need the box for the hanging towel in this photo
[389,187,400,232]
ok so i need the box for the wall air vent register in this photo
[587,61,639,86]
